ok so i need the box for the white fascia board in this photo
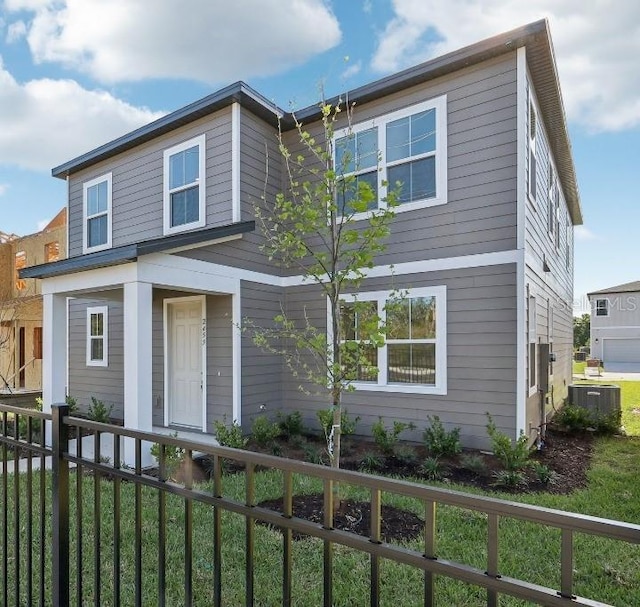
[41,262,138,295]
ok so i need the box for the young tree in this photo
[573,313,590,349]
[249,100,399,470]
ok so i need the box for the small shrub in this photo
[359,451,383,473]
[371,418,416,456]
[87,397,113,423]
[150,432,185,479]
[317,408,361,437]
[486,414,531,471]
[419,457,444,481]
[393,444,418,465]
[65,394,79,414]
[459,453,488,476]
[277,410,305,439]
[423,415,462,457]
[554,404,620,435]
[554,404,593,432]
[271,443,283,457]
[213,418,248,449]
[289,434,307,450]
[530,461,557,485]
[302,444,325,465]
[591,411,620,434]
[493,469,528,489]
[251,415,280,447]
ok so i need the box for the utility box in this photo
[568,384,621,421]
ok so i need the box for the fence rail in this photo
[0,402,639,606]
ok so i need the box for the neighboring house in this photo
[588,282,640,368]
[0,209,67,391]
[22,19,581,455]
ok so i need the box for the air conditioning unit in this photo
[568,384,621,421]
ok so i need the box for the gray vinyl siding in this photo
[281,264,518,450]
[522,72,574,436]
[280,53,518,269]
[67,109,233,257]
[68,296,124,418]
[239,281,285,427]
[181,54,518,274]
[176,107,284,274]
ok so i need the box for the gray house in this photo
[588,282,640,369]
[23,19,581,456]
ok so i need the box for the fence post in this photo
[52,403,70,607]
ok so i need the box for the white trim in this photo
[82,172,112,254]
[515,253,526,436]
[86,305,108,367]
[162,233,242,256]
[231,102,241,223]
[65,176,70,259]
[593,325,640,330]
[334,94,447,218]
[516,47,527,251]
[232,291,241,423]
[163,134,206,235]
[41,249,522,297]
[163,295,207,431]
[334,286,447,395]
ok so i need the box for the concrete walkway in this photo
[573,370,640,382]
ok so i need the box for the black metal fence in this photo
[1,402,640,606]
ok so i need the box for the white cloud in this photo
[9,0,341,84]
[371,1,640,132]
[341,60,362,81]
[0,57,163,171]
[5,20,26,43]
[36,218,49,231]
[574,225,599,241]
[0,184,8,196]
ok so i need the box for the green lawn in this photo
[3,384,640,606]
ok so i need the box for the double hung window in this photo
[83,173,112,253]
[163,135,206,234]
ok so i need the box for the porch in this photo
[41,252,242,464]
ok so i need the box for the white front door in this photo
[167,298,204,428]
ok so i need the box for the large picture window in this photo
[333,96,447,217]
[336,286,447,395]
[83,173,112,253]
[163,134,206,234]
[86,306,108,367]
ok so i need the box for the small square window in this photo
[595,299,609,317]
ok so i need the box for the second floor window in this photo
[83,173,112,253]
[595,299,609,317]
[163,134,206,234]
[14,251,26,291]
[334,95,447,217]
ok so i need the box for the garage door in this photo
[603,339,640,363]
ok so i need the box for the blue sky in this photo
[0,0,638,313]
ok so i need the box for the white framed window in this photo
[565,216,571,270]
[86,306,108,367]
[163,134,206,235]
[528,98,537,202]
[334,95,447,217]
[335,286,447,395]
[595,299,609,317]
[83,173,112,253]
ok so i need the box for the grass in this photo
[3,382,640,605]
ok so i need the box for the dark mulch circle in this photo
[257,493,423,543]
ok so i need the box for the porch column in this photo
[42,293,67,446]
[123,281,154,467]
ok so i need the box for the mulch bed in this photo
[257,493,424,542]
